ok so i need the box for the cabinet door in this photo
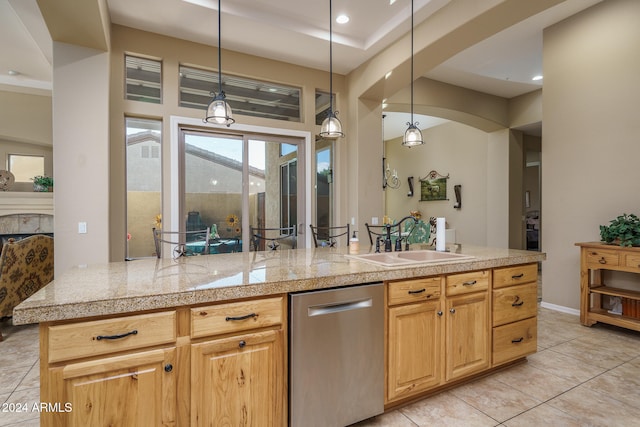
[445,292,490,382]
[45,347,176,426]
[387,300,442,402]
[191,329,284,427]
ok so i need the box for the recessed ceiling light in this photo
[336,15,349,24]
[8,70,20,76]
[389,0,397,5]
[532,75,543,81]
[385,71,392,79]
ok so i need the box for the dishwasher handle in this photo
[307,298,373,317]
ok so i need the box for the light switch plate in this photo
[372,217,379,225]
[78,222,87,234]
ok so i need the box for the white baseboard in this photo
[540,301,580,316]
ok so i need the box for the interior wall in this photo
[52,42,110,274]
[542,0,640,310]
[508,129,524,249]
[384,121,488,246]
[0,90,52,146]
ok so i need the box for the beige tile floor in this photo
[2,306,640,426]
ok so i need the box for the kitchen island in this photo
[14,245,545,426]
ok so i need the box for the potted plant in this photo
[32,175,53,192]
[600,213,640,247]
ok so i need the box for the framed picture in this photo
[419,170,449,201]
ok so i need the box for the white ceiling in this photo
[1,0,601,139]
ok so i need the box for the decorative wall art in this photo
[419,170,449,201]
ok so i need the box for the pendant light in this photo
[402,0,424,147]
[204,0,235,127]
[319,0,345,139]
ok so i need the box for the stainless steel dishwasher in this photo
[290,282,384,427]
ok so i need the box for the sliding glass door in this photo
[180,128,304,252]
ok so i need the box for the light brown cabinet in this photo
[41,311,179,426]
[386,277,442,402]
[444,289,490,381]
[190,298,285,426]
[577,242,640,332]
[45,347,177,426]
[40,297,285,426]
[386,271,490,403]
[491,264,538,366]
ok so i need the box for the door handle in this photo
[308,298,373,317]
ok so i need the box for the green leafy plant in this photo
[599,213,640,247]
[32,175,53,187]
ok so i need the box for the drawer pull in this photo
[225,313,257,322]
[239,340,246,348]
[599,257,607,264]
[449,308,456,314]
[511,337,524,343]
[511,273,524,279]
[164,364,173,373]
[463,280,477,286]
[408,288,426,294]
[437,311,443,316]
[512,296,524,307]
[96,329,138,341]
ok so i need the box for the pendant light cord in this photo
[410,0,414,123]
[329,0,334,112]
[218,0,223,94]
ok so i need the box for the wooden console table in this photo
[576,242,640,331]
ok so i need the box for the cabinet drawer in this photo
[191,296,283,339]
[446,270,489,296]
[585,249,619,269]
[624,253,640,271]
[48,311,176,364]
[492,317,537,366]
[493,283,537,326]
[493,264,538,289]
[388,277,441,306]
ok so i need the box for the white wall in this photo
[542,0,640,310]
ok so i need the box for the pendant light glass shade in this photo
[205,92,234,126]
[402,122,423,147]
[204,0,235,127]
[320,110,344,139]
[402,0,424,147]
[319,0,344,139]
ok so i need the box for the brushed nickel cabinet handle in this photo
[463,280,477,286]
[599,257,607,264]
[408,288,426,294]
[511,337,524,343]
[512,273,524,279]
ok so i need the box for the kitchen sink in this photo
[347,250,474,267]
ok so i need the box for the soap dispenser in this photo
[349,231,359,254]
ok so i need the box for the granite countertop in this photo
[13,245,545,325]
